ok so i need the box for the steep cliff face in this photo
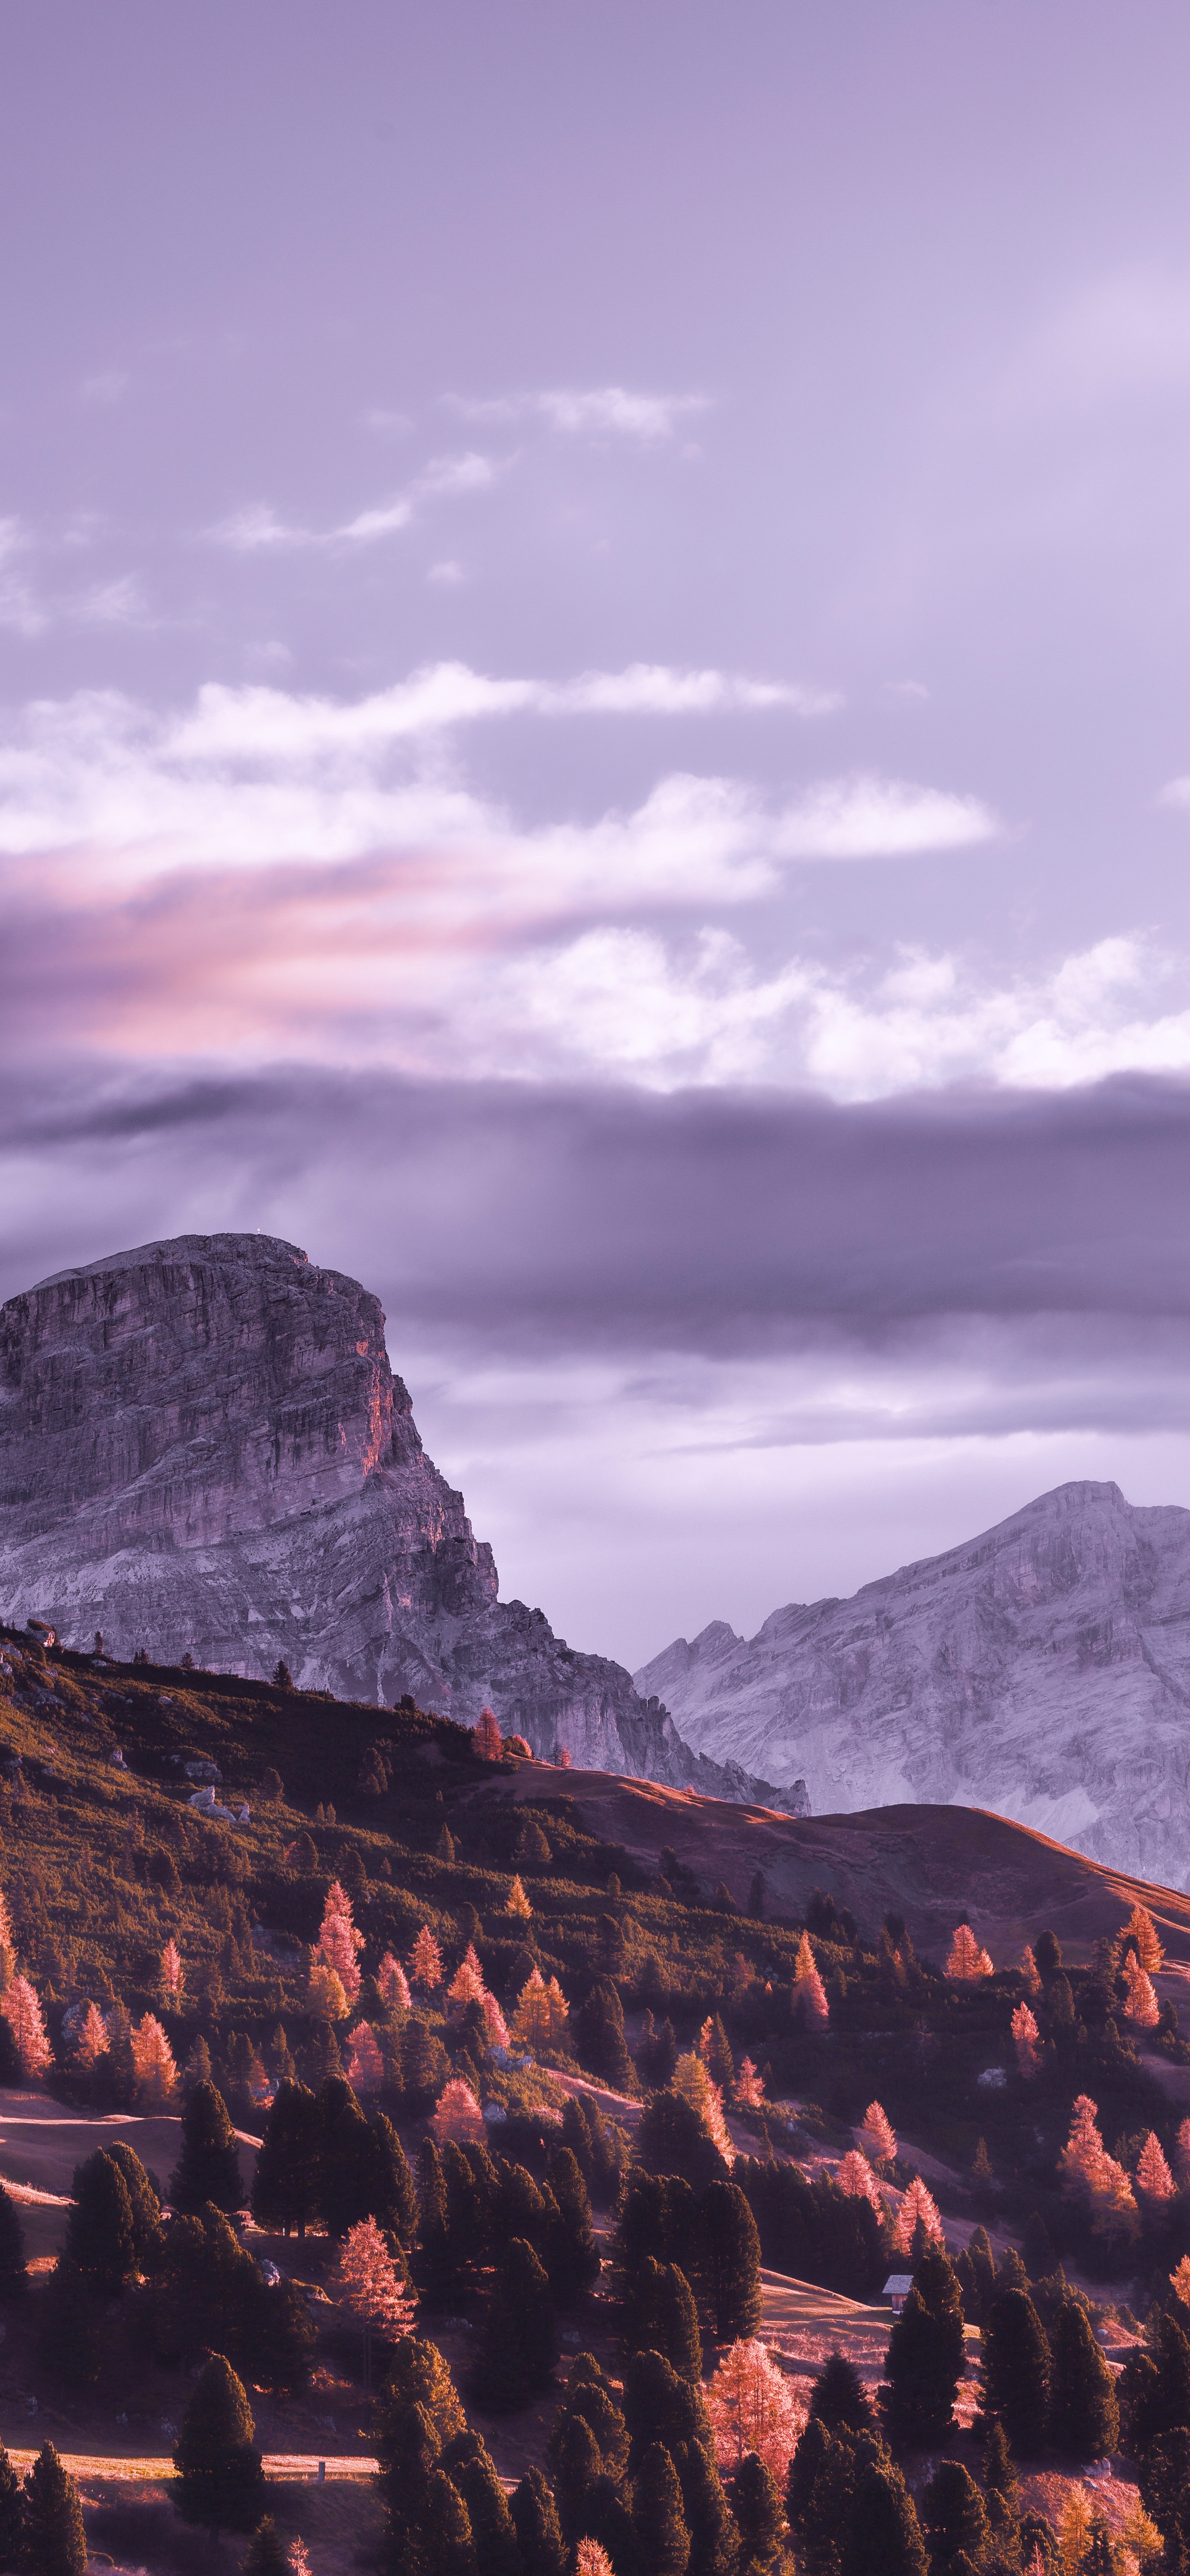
[0,1232,805,1809]
[636,1479,1190,1884]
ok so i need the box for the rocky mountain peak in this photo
[0,1231,806,1813]
[636,1476,1190,1884]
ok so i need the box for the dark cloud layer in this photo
[4,1059,1190,1358]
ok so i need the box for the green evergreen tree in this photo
[1078,2514,1118,2576]
[1139,2428,1190,2569]
[62,2150,137,2292]
[1125,2312,1190,2452]
[980,2414,1021,2564]
[472,2236,557,2408]
[251,2080,320,2236]
[810,2351,876,2436]
[1048,2299,1119,2461]
[884,2248,966,2449]
[415,2137,453,2304]
[547,2410,603,2541]
[442,2430,520,2576]
[787,2421,860,2576]
[547,2360,630,2484]
[316,2077,406,2238]
[700,2181,763,2341]
[980,2288,1051,2460]
[624,2351,713,2465]
[730,2454,782,2574]
[103,2142,162,2270]
[677,2436,740,2576]
[246,2277,318,2395]
[636,2090,730,2193]
[635,2439,692,2576]
[0,2441,22,2568]
[623,2256,703,2383]
[420,2466,475,2576]
[35,2259,104,2391]
[242,2517,290,2576]
[545,2145,601,2303]
[173,2353,265,2532]
[510,2466,566,2576]
[921,2461,991,2573]
[373,2335,466,2472]
[169,2080,242,2214]
[21,2445,85,2576]
[0,2190,27,2300]
[843,2455,928,2576]
[575,1979,636,2089]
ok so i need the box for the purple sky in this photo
[5,2,1190,1667]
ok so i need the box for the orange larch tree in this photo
[376,1952,411,2013]
[946,1923,993,1979]
[315,1881,363,2006]
[859,2101,897,2165]
[705,2338,804,2480]
[1011,2002,1040,2078]
[792,1932,829,2029]
[473,1705,503,1761]
[408,1926,443,1991]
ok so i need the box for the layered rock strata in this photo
[0,1232,806,1810]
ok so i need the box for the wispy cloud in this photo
[210,451,501,554]
[776,774,998,859]
[453,386,708,442]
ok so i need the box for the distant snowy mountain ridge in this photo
[635,1480,1190,1887]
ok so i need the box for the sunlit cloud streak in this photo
[209,452,501,552]
[451,386,709,441]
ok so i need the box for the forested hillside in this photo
[0,1619,1187,2574]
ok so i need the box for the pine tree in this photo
[431,2078,485,2145]
[104,2142,162,2270]
[36,2257,104,2391]
[921,2461,990,2572]
[843,2454,927,2576]
[1124,1953,1160,2028]
[1,1977,50,2078]
[624,2350,710,2464]
[473,1704,504,1760]
[635,2440,692,2576]
[443,2431,521,2576]
[0,2442,23,2568]
[1126,1904,1165,1972]
[1020,1944,1042,1995]
[577,1980,636,2090]
[787,2419,856,2576]
[945,1924,993,1979]
[73,2003,108,2073]
[408,1924,444,1990]
[131,2012,178,2109]
[160,1938,183,2002]
[1048,2298,1119,2460]
[21,2445,85,2576]
[837,2150,883,2211]
[0,2188,27,2298]
[981,2288,1051,2459]
[251,2080,320,2236]
[672,2053,733,2164]
[809,2352,876,2436]
[730,2453,782,2573]
[174,2353,265,2532]
[734,2057,765,2110]
[336,2216,415,2387]
[793,1932,830,2027]
[377,1950,412,2012]
[706,2340,803,2481]
[1012,2003,1041,2077]
[473,2236,557,2407]
[318,2080,410,2236]
[677,2438,740,2576]
[883,2279,962,2447]
[1136,2132,1175,2200]
[891,2176,943,2256]
[700,2181,764,2340]
[859,2102,897,2165]
[507,1874,532,1921]
[345,2020,385,2093]
[512,2466,567,2576]
[547,2410,604,2541]
[546,2145,601,2303]
[169,2079,242,2212]
[63,2149,137,2292]
[373,2334,466,2470]
[242,2517,290,2576]
[623,2255,703,2383]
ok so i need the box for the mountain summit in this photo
[636,1478,1190,1884]
[0,1231,804,1807]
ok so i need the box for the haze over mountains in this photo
[637,1479,1190,1890]
[0,1232,804,1813]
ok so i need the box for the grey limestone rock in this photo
[636,1478,1190,1885]
[0,1231,802,1812]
